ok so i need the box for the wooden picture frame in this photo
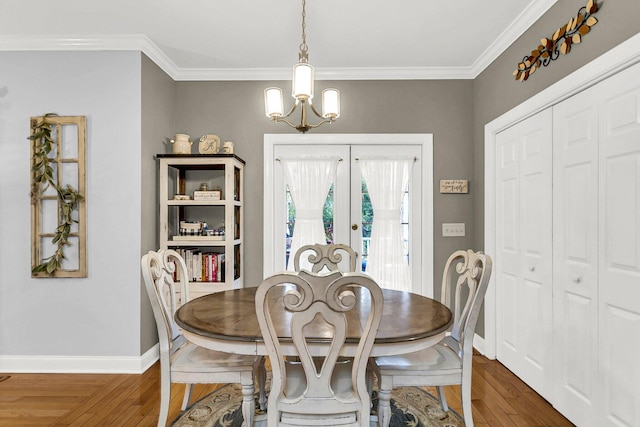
[30,115,87,278]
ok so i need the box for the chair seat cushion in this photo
[375,343,462,376]
[171,342,256,374]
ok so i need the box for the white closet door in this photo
[597,62,640,427]
[552,84,599,426]
[495,109,553,401]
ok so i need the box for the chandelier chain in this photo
[299,0,309,62]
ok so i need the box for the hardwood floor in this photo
[0,353,573,426]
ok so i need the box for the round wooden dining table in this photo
[175,286,453,357]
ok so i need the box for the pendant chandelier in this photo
[264,0,340,133]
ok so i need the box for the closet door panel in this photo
[520,166,550,376]
[552,85,599,426]
[598,61,640,427]
[496,128,522,370]
[518,111,553,400]
[496,109,553,401]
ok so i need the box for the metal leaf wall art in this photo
[514,0,599,82]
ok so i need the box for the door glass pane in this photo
[323,185,335,243]
[361,178,373,271]
[360,178,410,272]
[285,184,334,266]
[401,190,409,264]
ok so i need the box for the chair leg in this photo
[460,381,474,427]
[181,383,194,410]
[377,375,392,427]
[158,365,171,427]
[254,356,267,411]
[366,358,376,410]
[240,371,255,427]
[436,386,449,412]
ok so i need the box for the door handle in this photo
[352,224,358,230]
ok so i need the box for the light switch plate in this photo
[442,223,465,237]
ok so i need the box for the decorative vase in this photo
[171,134,192,154]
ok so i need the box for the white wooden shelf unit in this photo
[156,154,244,297]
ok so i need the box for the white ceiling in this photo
[0,0,556,80]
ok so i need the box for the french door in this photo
[263,134,433,296]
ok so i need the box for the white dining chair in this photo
[141,249,265,427]
[374,249,492,427]
[256,269,384,426]
[293,243,358,273]
[292,243,379,402]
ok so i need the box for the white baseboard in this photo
[0,344,159,374]
[473,333,493,359]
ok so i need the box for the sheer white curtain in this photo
[360,157,413,291]
[280,157,339,271]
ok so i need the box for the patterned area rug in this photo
[172,383,463,427]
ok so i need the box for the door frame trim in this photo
[264,133,434,296]
[483,33,640,359]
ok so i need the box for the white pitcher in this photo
[171,134,192,154]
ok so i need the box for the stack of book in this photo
[174,249,225,282]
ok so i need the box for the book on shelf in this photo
[172,248,225,283]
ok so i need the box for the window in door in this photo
[285,184,335,267]
[359,176,410,272]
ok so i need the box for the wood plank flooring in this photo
[0,353,573,426]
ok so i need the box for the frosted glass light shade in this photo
[264,87,284,118]
[322,89,340,119]
[292,63,314,100]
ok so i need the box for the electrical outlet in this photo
[442,223,465,237]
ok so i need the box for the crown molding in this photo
[311,66,474,81]
[0,34,180,77]
[0,34,474,81]
[0,34,477,80]
[0,0,557,84]
[172,66,475,81]
[470,0,557,78]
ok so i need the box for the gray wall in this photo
[473,0,640,248]
[1,0,638,366]
[140,55,176,353]
[0,51,143,358]
[174,79,475,294]
[471,0,640,336]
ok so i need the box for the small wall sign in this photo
[193,190,221,201]
[440,179,468,194]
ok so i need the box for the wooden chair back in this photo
[293,243,358,273]
[141,249,190,353]
[441,249,493,356]
[256,270,383,426]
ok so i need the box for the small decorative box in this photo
[179,221,203,236]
